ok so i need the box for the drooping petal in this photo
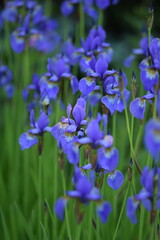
[130,98,146,119]
[107,170,124,190]
[66,144,79,165]
[54,198,68,221]
[141,199,152,211]
[101,94,118,115]
[144,118,160,160]
[141,68,159,91]
[79,77,96,96]
[124,55,135,68]
[10,31,25,53]
[76,176,92,196]
[51,122,69,141]
[71,76,79,94]
[36,112,50,132]
[97,201,112,223]
[98,147,119,171]
[87,187,101,201]
[126,197,139,224]
[61,1,74,16]
[19,132,38,150]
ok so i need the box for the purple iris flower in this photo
[138,38,160,91]
[127,167,160,224]
[130,93,154,119]
[66,175,101,203]
[126,197,139,224]
[96,0,119,9]
[78,119,103,148]
[19,110,52,150]
[144,118,160,160]
[52,98,86,142]
[40,57,78,100]
[55,197,68,221]
[97,201,112,223]
[61,1,75,16]
[60,0,97,20]
[101,71,130,115]
[95,0,110,9]
[0,65,14,98]
[124,36,149,68]
[79,118,124,190]
[51,98,86,164]
[62,40,80,66]
[10,28,26,53]
[79,55,116,97]
[77,25,113,65]
[149,38,160,69]
[55,169,112,223]
[1,4,18,23]
[140,59,159,91]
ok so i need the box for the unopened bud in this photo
[147,2,154,31]
[131,71,137,99]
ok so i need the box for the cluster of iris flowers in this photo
[1,0,160,236]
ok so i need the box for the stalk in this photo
[79,2,85,40]
[112,183,130,240]
[123,95,142,175]
[38,153,42,240]
[61,169,72,240]
[98,9,104,26]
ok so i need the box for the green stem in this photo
[148,28,151,47]
[79,3,85,40]
[88,202,94,240]
[112,183,130,240]
[38,154,42,240]
[123,96,142,174]
[153,93,158,118]
[61,170,72,240]
[131,115,134,146]
[112,112,116,147]
[134,123,144,155]
[98,9,104,26]
[138,206,145,240]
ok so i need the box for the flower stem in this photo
[79,2,85,40]
[138,206,145,240]
[38,153,42,240]
[98,9,104,26]
[123,96,142,174]
[61,170,72,240]
[112,112,116,147]
[112,182,130,240]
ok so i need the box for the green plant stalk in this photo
[153,93,158,118]
[79,3,85,40]
[38,153,42,240]
[123,95,142,175]
[131,115,134,147]
[134,123,144,155]
[61,169,72,240]
[112,182,130,240]
[96,212,101,240]
[88,202,94,240]
[45,200,57,239]
[148,28,151,47]
[138,206,145,240]
[112,112,116,147]
[98,9,104,26]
